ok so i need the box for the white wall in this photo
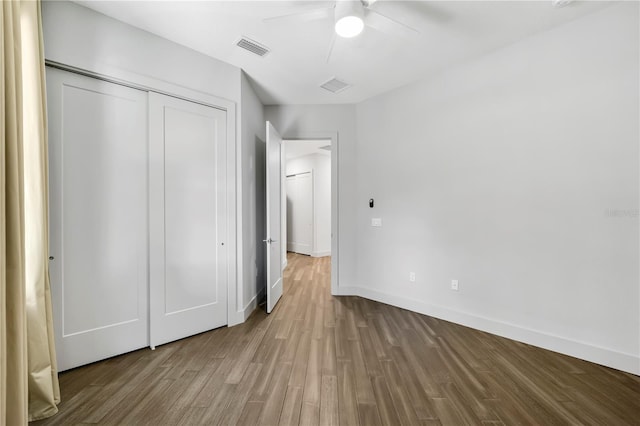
[265,105,358,291]
[354,3,639,374]
[286,153,332,257]
[239,72,266,319]
[41,1,240,103]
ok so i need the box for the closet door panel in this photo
[164,106,219,312]
[149,92,228,347]
[47,67,148,371]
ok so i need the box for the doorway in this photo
[283,139,332,260]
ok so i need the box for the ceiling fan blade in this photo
[367,1,452,26]
[326,32,337,64]
[263,6,334,24]
[364,8,420,39]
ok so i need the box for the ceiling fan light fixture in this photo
[334,0,365,38]
[335,15,364,38]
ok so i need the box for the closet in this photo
[47,68,228,371]
[286,172,313,255]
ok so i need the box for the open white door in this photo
[266,122,283,313]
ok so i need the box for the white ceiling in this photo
[284,139,332,160]
[73,0,612,105]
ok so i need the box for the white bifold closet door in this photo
[47,68,149,371]
[48,68,229,370]
[149,92,228,347]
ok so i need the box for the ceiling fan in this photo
[264,0,423,63]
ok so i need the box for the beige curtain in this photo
[1,1,60,424]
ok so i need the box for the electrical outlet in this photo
[451,280,459,291]
[409,272,416,282]
[371,218,382,227]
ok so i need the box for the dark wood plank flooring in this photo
[34,253,640,425]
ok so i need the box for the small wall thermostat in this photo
[369,198,374,208]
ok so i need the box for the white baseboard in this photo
[228,311,243,327]
[311,251,331,258]
[238,287,266,323]
[335,285,639,375]
[288,243,311,255]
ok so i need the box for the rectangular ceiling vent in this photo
[320,77,351,94]
[236,37,270,57]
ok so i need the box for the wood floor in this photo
[35,253,640,425]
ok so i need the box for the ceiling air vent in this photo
[320,77,351,94]
[551,0,572,7]
[236,37,270,57]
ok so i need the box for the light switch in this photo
[371,218,382,227]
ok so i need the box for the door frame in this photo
[280,132,339,296]
[45,61,241,326]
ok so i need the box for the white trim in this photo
[336,286,640,375]
[241,287,266,322]
[45,60,236,109]
[330,134,339,297]
[227,104,242,326]
[311,251,331,258]
[233,79,246,327]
